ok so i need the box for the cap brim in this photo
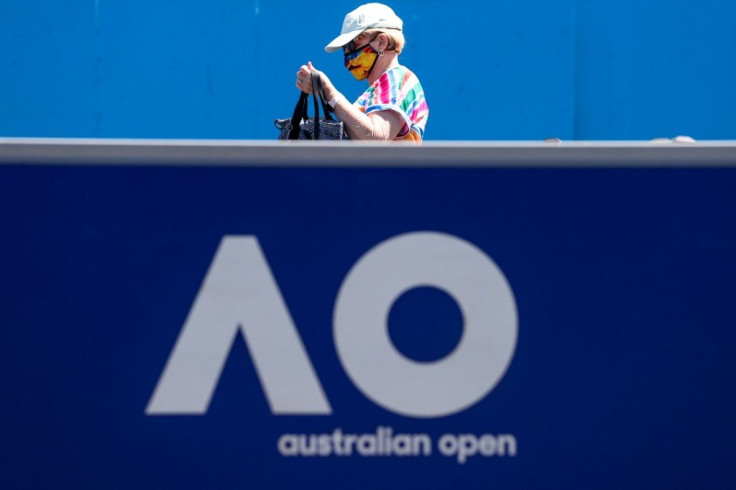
[325,28,365,53]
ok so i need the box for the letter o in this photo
[438,434,458,457]
[333,232,518,417]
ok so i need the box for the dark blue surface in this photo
[1,164,735,488]
[389,287,465,363]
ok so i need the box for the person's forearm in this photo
[329,93,393,141]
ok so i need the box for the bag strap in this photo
[312,73,335,118]
[311,72,321,140]
[288,92,309,140]
[287,71,332,140]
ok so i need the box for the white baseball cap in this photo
[324,3,403,53]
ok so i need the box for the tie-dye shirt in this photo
[354,65,429,143]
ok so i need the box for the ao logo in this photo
[146,232,517,418]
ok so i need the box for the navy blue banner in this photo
[1,163,735,489]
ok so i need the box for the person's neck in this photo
[367,54,399,85]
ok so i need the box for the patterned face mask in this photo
[344,40,379,81]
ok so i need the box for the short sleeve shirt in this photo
[354,66,429,143]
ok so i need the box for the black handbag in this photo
[275,72,349,140]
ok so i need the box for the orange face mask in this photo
[344,42,379,81]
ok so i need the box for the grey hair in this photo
[363,28,406,54]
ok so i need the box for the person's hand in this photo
[296,62,337,100]
[296,63,314,94]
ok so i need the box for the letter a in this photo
[146,236,331,415]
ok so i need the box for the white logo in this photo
[146,232,518,418]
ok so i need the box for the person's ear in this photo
[377,33,390,52]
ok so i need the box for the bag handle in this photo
[312,72,335,118]
[310,71,338,139]
[287,71,334,140]
[288,92,309,140]
[311,72,321,140]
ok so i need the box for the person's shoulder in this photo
[395,64,416,75]
[389,65,414,78]
[385,65,423,87]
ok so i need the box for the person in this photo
[295,3,429,143]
